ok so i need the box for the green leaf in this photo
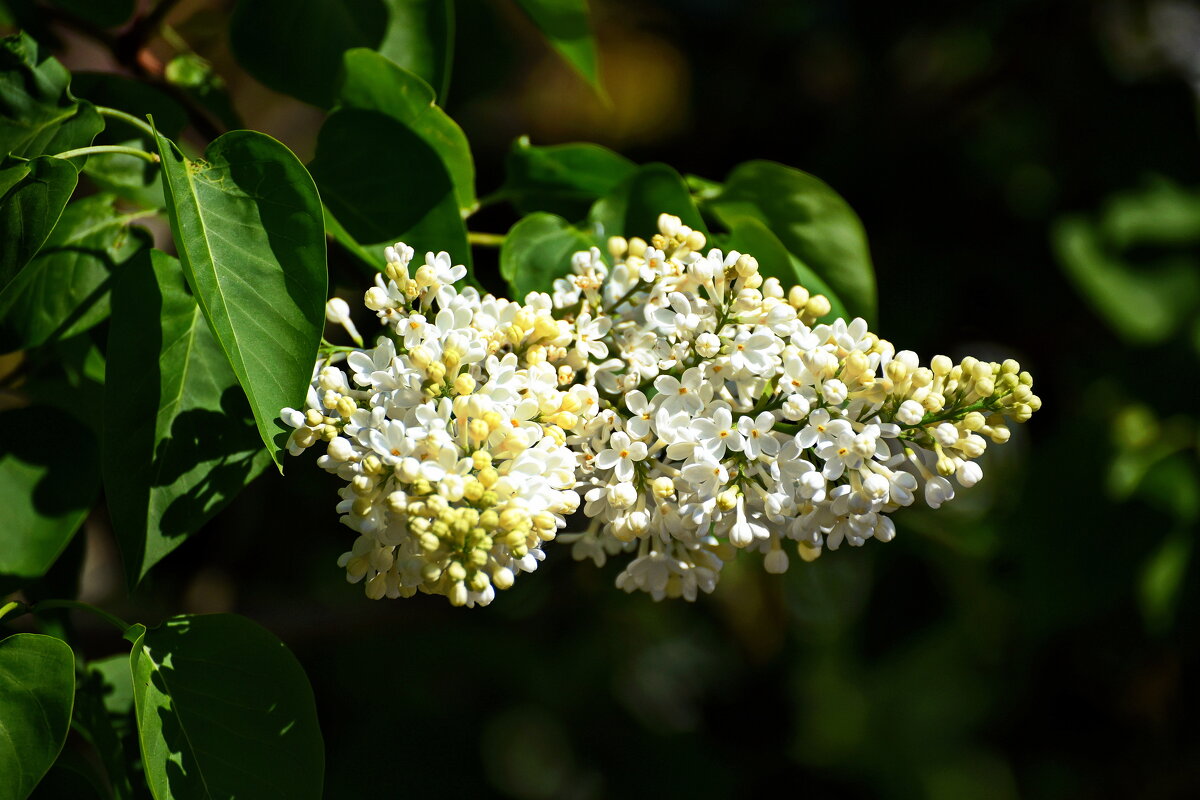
[338,48,474,213]
[513,0,602,93]
[377,0,455,102]
[0,405,100,580]
[0,194,150,352]
[0,633,76,800]
[73,658,135,800]
[0,32,103,158]
[129,614,324,800]
[154,129,327,471]
[105,250,271,586]
[588,162,705,240]
[1053,178,1200,345]
[500,212,595,298]
[46,0,134,27]
[71,72,188,208]
[230,0,454,107]
[309,48,473,265]
[718,215,848,322]
[501,135,635,219]
[0,155,77,293]
[706,160,877,323]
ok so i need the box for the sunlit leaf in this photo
[0,633,76,800]
[0,154,77,293]
[154,129,327,470]
[129,614,324,799]
[500,212,594,298]
[707,160,877,323]
[105,250,271,586]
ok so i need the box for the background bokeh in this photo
[6,0,1200,797]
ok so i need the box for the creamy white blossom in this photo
[285,215,1041,606]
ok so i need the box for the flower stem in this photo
[53,145,160,164]
[96,106,158,139]
[29,599,133,633]
[467,231,506,247]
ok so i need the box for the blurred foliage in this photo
[3,0,1200,798]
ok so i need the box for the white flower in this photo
[737,412,780,460]
[692,403,743,459]
[594,431,648,482]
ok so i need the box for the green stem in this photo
[30,600,132,633]
[467,231,506,247]
[0,600,24,624]
[53,145,160,164]
[95,106,157,139]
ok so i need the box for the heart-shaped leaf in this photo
[0,633,76,800]
[129,614,324,800]
[154,129,327,470]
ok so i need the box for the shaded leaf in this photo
[309,48,473,265]
[0,633,76,800]
[72,72,188,208]
[500,212,595,298]
[501,135,635,219]
[0,154,77,292]
[514,0,602,93]
[336,48,474,212]
[129,614,324,800]
[46,0,134,27]
[230,0,454,107]
[588,162,704,240]
[72,659,135,800]
[0,405,100,581]
[707,160,877,323]
[154,129,327,471]
[718,215,848,322]
[1053,178,1200,345]
[0,194,150,352]
[105,250,271,586]
[0,32,102,157]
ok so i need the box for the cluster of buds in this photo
[284,245,590,606]
[286,214,1041,605]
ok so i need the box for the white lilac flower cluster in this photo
[285,214,1041,606]
[283,244,593,606]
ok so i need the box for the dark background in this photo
[8,0,1200,797]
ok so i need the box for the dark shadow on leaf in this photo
[0,406,98,518]
[153,386,264,538]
